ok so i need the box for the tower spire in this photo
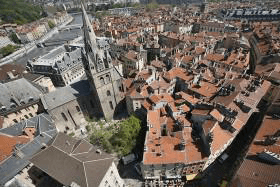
[80,0,123,120]
[81,1,97,51]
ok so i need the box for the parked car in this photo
[218,153,229,164]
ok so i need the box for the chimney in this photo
[7,71,15,79]
[96,149,102,154]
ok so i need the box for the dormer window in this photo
[10,103,16,108]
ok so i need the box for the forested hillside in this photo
[0,0,44,25]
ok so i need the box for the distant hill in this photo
[0,0,44,25]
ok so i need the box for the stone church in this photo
[81,3,124,119]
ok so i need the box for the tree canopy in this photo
[88,115,142,156]
[0,44,19,57]
[0,0,43,25]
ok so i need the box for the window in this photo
[13,119,18,123]
[109,101,114,110]
[76,106,80,112]
[105,74,110,83]
[29,113,33,117]
[100,77,105,85]
[107,90,111,96]
[24,115,29,119]
[61,112,68,121]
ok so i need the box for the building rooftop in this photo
[143,110,207,166]
[248,115,280,156]
[232,159,280,187]
[30,132,115,187]
[0,113,57,186]
[0,78,43,114]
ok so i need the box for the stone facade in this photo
[41,82,95,133]
[81,4,124,119]
[27,45,85,87]
[0,78,45,128]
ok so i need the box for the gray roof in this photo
[0,113,57,186]
[30,133,115,187]
[0,78,43,112]
[56,48,82,73]
[70,80,91,97]
[42,80,92,110]
[32,46,82,74]
[42,86,77,110]
[42,45,66,60]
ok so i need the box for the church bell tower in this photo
[81,2,123,119]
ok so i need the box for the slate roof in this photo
[0,113,57,186]
[0,78,43,112]
[42,87,77,110]
[42,79,92,110]
[30,133,115,187]
[32,45,82,74]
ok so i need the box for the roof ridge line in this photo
[52,144,83,163]
[83,156,115,163]
[71,139,83,154]
[83,162,89,187]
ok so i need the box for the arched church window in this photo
[100,77,105,85]
[109,101,114,110]
[98,58,103,64]
[107,90,111,96]
[105,74,110,83]
[61,112,68,121]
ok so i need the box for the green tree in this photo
[0,44,19,57]
[110,115,141,156]
[9,32,21,44]
[88,115,142,156]
[112,3,125,9]
[0,0,44,25]
[48,20,55,29]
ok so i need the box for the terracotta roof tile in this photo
[189,81,218,98]
[0,134,30,162]
[206,54,224,62]
[210,109,224,122]
[248,115,280,155]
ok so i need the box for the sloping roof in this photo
[233,159,280,187]
[248,115,280,155]
[0,113,57,186]
[30,133,115,187]
[0,134,30,162]
[0,78,42,112]
[42,86,76,110]
[210,109,224,122]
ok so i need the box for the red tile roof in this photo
[144,110,206,165]
[0,134,30,162]
[248,115,280,156]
